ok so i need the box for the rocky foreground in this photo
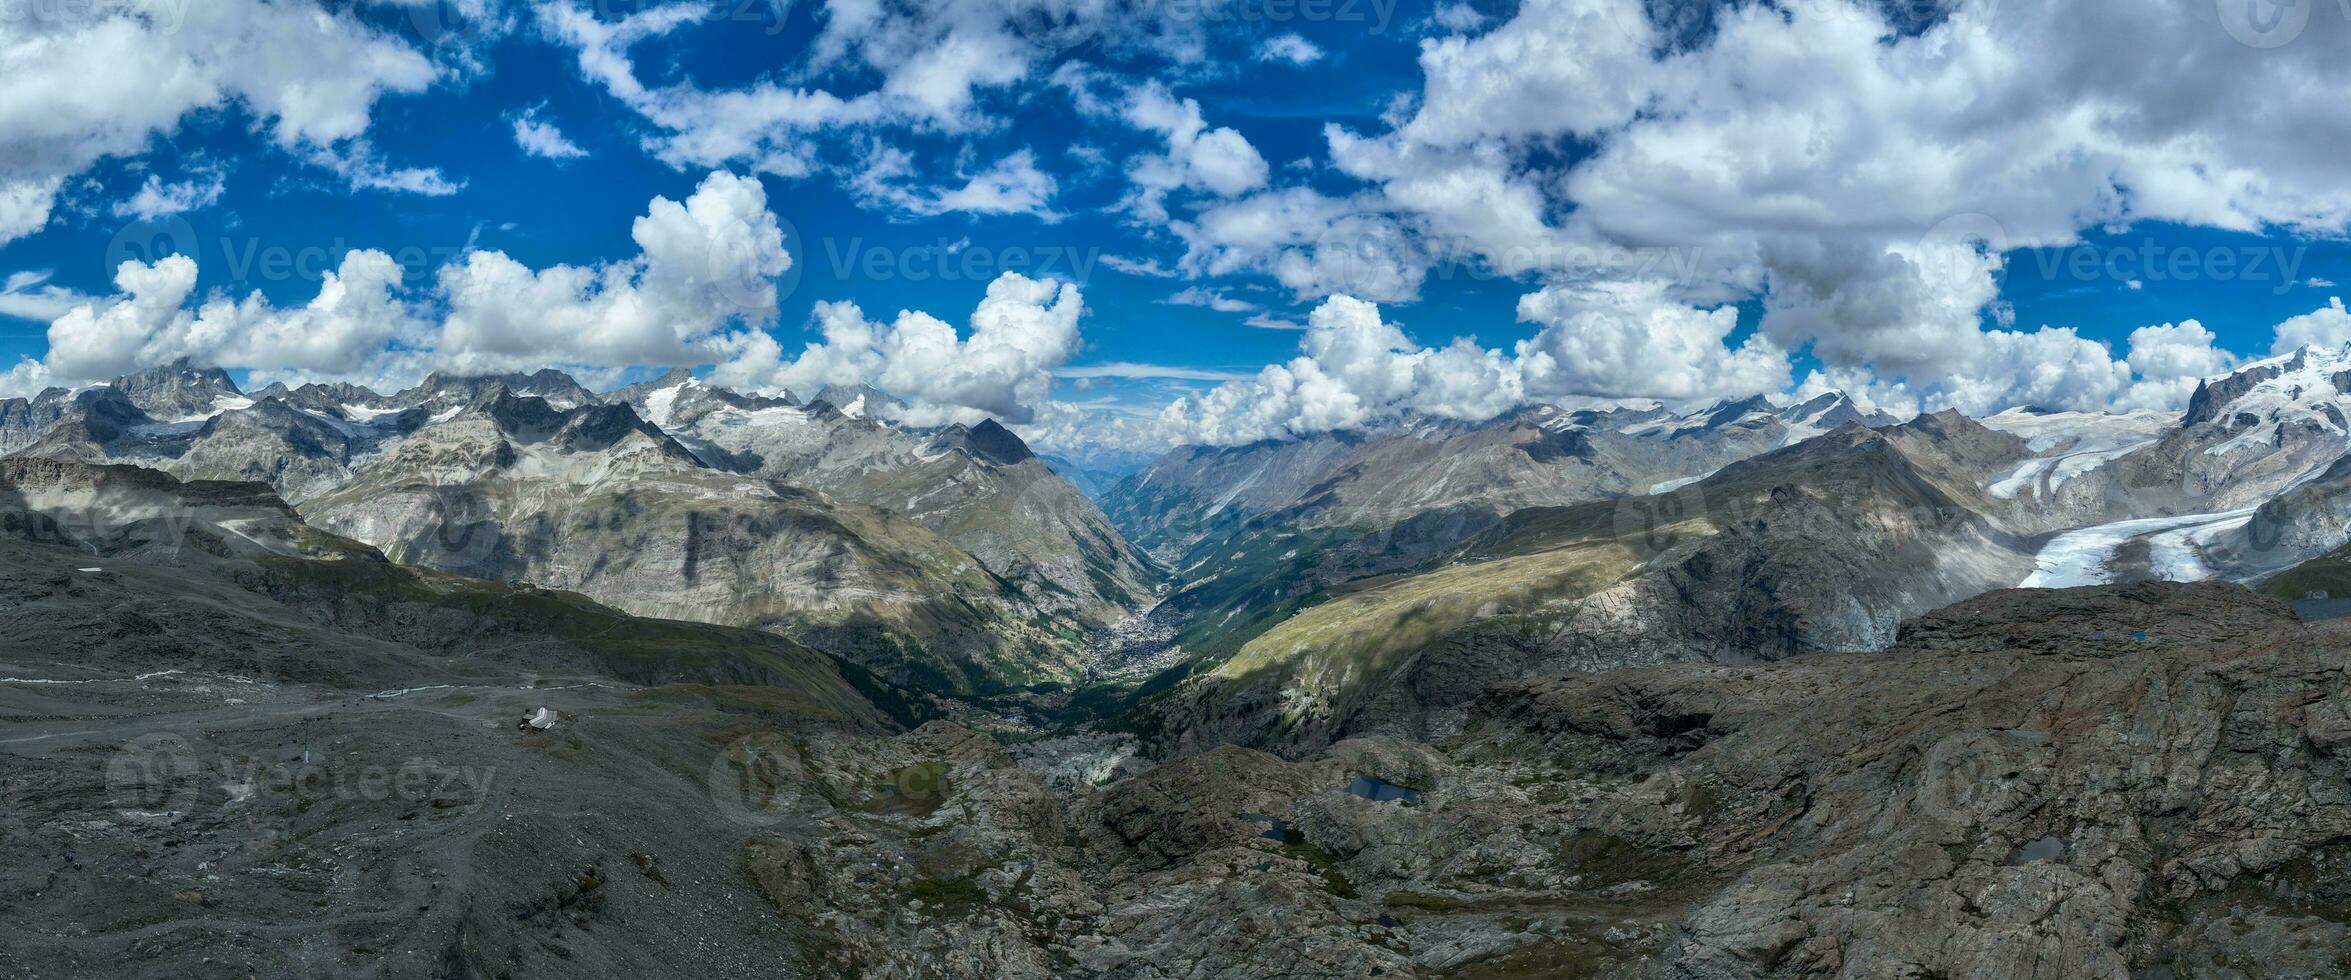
[8,543,2348,977]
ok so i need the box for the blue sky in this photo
[5,0,2351,451]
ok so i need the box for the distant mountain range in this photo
[1091,348,2351,751]
[16,350,2351,741]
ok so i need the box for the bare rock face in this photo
[0,456,310,561]
[930,419,1036,467]
[730,582,2333,979]
[1473,581,2351,978]
[296,392,1091,694]
[107,358,245,419]
[1110,394,1902,569]
[1894,580,2298,655]
[0,493,906,980]
[398,368,598,410]
[617,372,1160,634]
[0,386,85,455]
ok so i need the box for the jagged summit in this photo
[23,386,153,450]
[1696,394,1776,429]
[927,418,1036,466]
[108,357,248,420]
[273,380,401,416]
[1780,389,1901,434]
[612,369,797,428]
[401,368,596,410]
[811,383,907,419]
[2180,342,2351,432]
[447,385,692,459]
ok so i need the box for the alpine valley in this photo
[11,353,2351,979]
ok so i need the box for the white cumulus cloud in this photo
[436,170,791,372]
[1516,280,1791,402]
[1122,83,1269,224]
[2271,297,2351,354]
[711,272,1085,425]
[0,0,449,243]
[1159,294,1532,445]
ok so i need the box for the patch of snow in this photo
[1987,457,2057,499]
[126,418,209,439]
[340,403,404,421]
[152,394,255,425]
[1979,407,2177,453]
[368,684,455,699]
[642,383,683,427]
[1200,457,1273,521]
[1649,471,1714,494]
[1,669,185,686]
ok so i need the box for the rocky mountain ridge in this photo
[24,349,2351,748]
[0,365,1154,698]
[1096,342,2351,751]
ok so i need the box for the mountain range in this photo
[0,360,1155,697]
[16,350,2351,976]
[18,352,2351,720]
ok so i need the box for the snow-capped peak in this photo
[2183,343,2351,442]
[638,371,702,427]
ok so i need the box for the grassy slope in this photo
[1209,532,1659,684]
